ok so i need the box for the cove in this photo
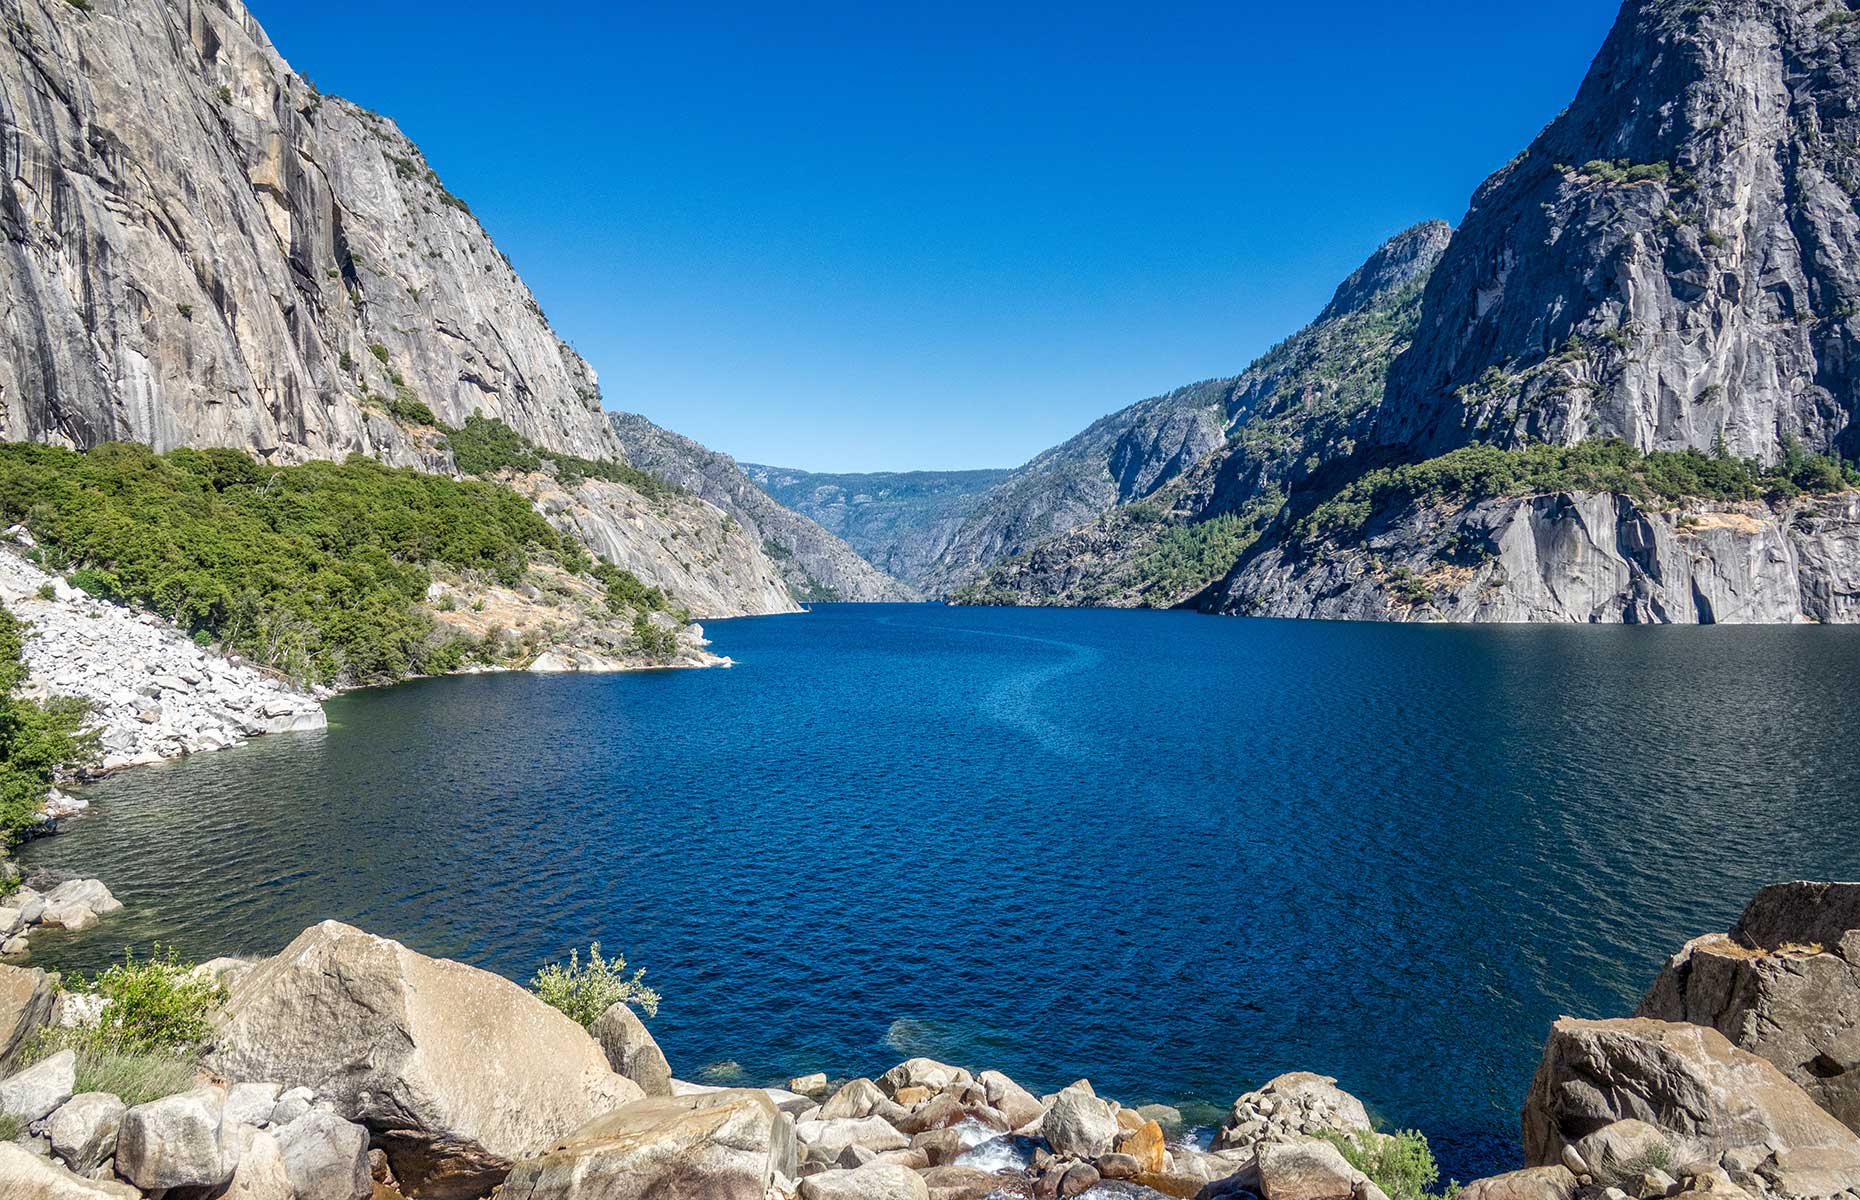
[20,605,1860,1182]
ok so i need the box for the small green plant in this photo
[339,350,355,373]
[86,945,228,1053]
[368,343,391,365]
[177,303,194,321]
[216,85,232,105]
[529,942,660,1027]
[34,584,53,602]
[1320,1130,1458,1200]
[0,1111,18,1140]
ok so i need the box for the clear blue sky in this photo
[248,1,1623,472]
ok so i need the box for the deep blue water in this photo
[22,606,1860,1181]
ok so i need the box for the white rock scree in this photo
[0,535,327,776]
[0,884,1857,1200]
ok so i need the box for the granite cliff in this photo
[0,0,794,621]
[951,0,1860,623]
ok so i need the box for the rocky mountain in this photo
[612,414,919,603]
[961,0,1860,623]
[952,222,1452,608]
[743,464,1011,588]
[1375,0,1860,466]
[0,0,793,620]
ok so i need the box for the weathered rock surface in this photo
[1222,492,1860,624]
[48,1091,126,1175]
[206,920,642,1197]
[1252,1137,1366,1200]
[613,413,919,603]
[1375,0,1860,467]
[1522,1017,1860,1198]
[1213,1072,1374,1154]
[1640,881,1860,1131]
[0,1047,75,1122]
[116,1084,239,1191]
[1457,1166,1580,1200]
[224,1124,295,1200]
[500,1089,798,1200]
[0,0,614,466]
[800,1161,931,1200]
[273,1109,371,1200]
[589,1002,674,1098]
[0,1141,140,1199]
[1043,1084,1119,1159]
[0,961,56,1071]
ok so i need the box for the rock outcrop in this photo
[206,921,642,1197]
[1521,1017,1860,1199]
[613,414,919,603]
[1220,491,1860,623]
[0,0,612,465]
[0,961,56,1072]
[1640,882,1860,1132]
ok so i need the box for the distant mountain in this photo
[742,466,1011,589]
[952,222,1452,608]
[613,415,919,603]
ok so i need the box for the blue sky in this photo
[248,1,1623,472]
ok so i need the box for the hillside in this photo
[0,0,793,624]
[611,414,918,603]
[952,222,1452,608]
[743,465,1011,588]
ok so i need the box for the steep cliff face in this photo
[743,465,1011,588]
[1377,0,1860,465]
[0,0,616,464]
[952,223,1452,608]
[0,0,799,621]
[1222,491,1860,624]
[612,413,918,603]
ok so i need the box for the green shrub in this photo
[1300,438,1860,545]
[0,442,598,686]
[1320,1130,1457,1200]
[0,606,94,845]
[368,343,391,365]
[34,584,53,602]
[529,942,660,1027]
[84,946,228,1053]
[445,414,683,500]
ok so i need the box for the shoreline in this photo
[4,883,1859,1200]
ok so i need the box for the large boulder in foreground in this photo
[0,1141,141,1199]
[207,921,643,1199]
[1639,881,1860,1132]
[1523,1017,1860,1198]
[500,1088,797,1200]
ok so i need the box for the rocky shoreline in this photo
[0,881,1856,1200]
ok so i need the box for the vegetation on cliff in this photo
[0,605,93,845]
[1298,438,1860,545]
[529,941,661,1026]
[0,442,676,687]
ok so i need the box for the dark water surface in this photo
[23,606,1860,1179]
